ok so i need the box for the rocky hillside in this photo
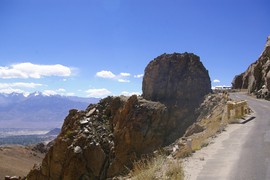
[27,53,211,179]
[232,36,270,94]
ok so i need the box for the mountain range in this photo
[0,92,100,128]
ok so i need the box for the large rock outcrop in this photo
[143,53,211,107]
[27,53,211,179]
[143,53,211,141]
[27,96,168,179]
[232,36,270,93]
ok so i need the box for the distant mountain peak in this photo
[34,91,43,96]
[28,91,58,97]
[0,92,100,128]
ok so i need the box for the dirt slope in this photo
[0,145,44,178]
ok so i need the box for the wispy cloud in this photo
[120,72,131,77]
[121,91,141,96]
[57,88,66,92]
[96,70,131,83]
[0,62,72,79]
[0,87,26,94]
[213,79,221,83]
[66,92,75,96]
[0,82,43,89]
[134,74,143,78]
[85,88,111,98]
[118,79,130,83]
[43,90,58,96]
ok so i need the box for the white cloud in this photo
[213,79,221,83]
[120,72,131,77]
[66,92,75,96]
[0,87,26,94]
[121,91,141,96]
[57,88,66,92]
[118,79,130,83]
[0,62,72,79]
[96,70,116,79]
[85,88,112,98]
[0,82,43,89]
[96,70,131,83]
[134,74,144,78]
[43,90,57,96]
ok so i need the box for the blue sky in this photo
[0,0,269,97]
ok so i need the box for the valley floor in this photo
[0,145,44,178]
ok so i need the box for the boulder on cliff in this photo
[143,53,211,107]
[232,36,270,95]
[143,53,211,142]
[27,52,211,180]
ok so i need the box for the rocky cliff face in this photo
[232,36,270,93]
[27,53,211,179]
[143,53,211,142]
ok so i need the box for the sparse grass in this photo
[165,160,184,180]
[130,155,184,180]
[131,156,164,180]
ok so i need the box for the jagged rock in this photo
[32,143,47,154]
[232,36,270,94]
[32,140,55,154]
[185,123,205,137]
[27,53,211,179]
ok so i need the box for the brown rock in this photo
[185,123,205,137]
[143,53,211,142]
[107,95,168,177]
[27,52,211,179]
[232,36,270,94]
[143,53,211,107]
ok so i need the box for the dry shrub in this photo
[165,160,184,180]
[130,155,183,180]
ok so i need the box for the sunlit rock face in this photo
[232,36,270,93]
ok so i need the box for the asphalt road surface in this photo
[196,93,270,180]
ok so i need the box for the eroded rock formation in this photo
[27,53,211,179]
[143,53,211,107]
[143,53,211,142]
[232,36,270,93]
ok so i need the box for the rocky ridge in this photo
[27,53,211,179]
[232,36,270,97]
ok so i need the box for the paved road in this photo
[230,93,270,180]
[196,93,270,180]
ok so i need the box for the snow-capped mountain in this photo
[0,92,100,128]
